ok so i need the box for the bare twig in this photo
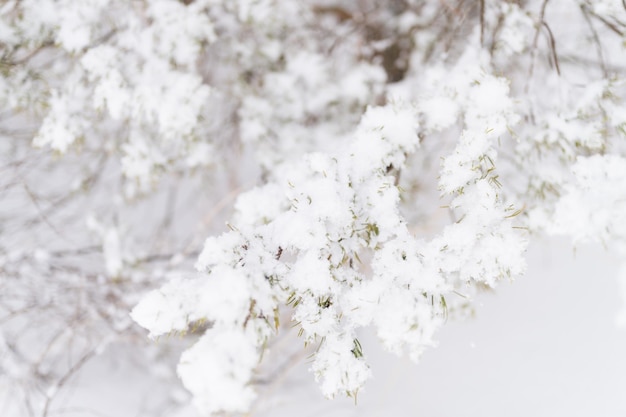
[181,185,244,257]
[7,40,54,67]
[532,0,550,50]
[22,183,72,243]
[580,4,609,77]
[22,152,108,229]
[585,5,625,36]
[479,0,485,46]
[248,347,312,416]
[49,245,101,257]
[42,349,98,417]
[560,53,626,72]
[541,22,561,76]
[526,0,551,91]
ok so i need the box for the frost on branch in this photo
[133,98,528,414]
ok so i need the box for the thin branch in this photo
[42,349,98,417]
[526,0,551,91]
[49,245,101,257]
[34,328,70,376]
[541,22,561,76]
[149,183,179,254]
[248,347,312,416]
[438,0,463,17]
[479,0,485,46]
[560,53,626,72]
[22,183,71,243]
[22,153,108,228]
[136,250,199,264]
[181,185,244,258]
[489,13,506,56]
[0,305,39,325]
[6,40,54,67]
[580,4,609,77]
[532,0,551,50]
[586,6,625,36]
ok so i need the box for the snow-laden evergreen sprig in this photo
[133,98,528,414]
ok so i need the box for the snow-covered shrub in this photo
[1,0,626,415]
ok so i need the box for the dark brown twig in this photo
[479,0,485,46]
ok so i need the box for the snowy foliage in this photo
[2,0,626,415]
